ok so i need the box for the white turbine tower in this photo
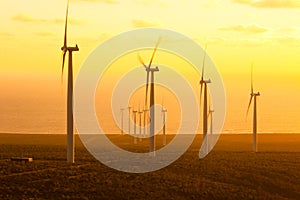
[199,46,211,154]
[161,99,167,146]
[61,0,79,163]
[138,38,161,155]
[132,108,138,144]
[246,64,260,153]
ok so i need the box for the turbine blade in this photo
[148,37,161,68]
[161,97,164,114]
[251,63,254,94]
[201,44,208,81]
[61,51,67,84]
[246,95,253,119]
[145,71,149,106]
[63,0,69,48]
[199,83,203,106]
[138,53,147,69]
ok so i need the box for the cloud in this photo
[52,18,85,25]
[130,0,167,7]
[0,31,14,37]
[132,19,161,28]
[275,36,300,46]
[12,14,47,23]
[219,24,270,34]
[193,37,227,45]
[34,32,56,37]
[232,0,300,8]
[97,32,112,41]
[12,13,85,25]
[73,0,119,4]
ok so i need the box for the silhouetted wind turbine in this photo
[138,38,161,155]
[161,99,167,146]
[132,107,137,144]
[199,46,211,154]
[128,106,132,134]
[143,106,149,137]
[246,64,260,152]
[208,100,214,151]
[61,0,79,163]
[138,107,143,141]
[120,108,125,135]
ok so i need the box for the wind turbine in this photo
[120,108,125,135]
[207,101,214,151]
[61,0,79,163]
[161,99,167,146]
[199,46,211,154]
[143,107,149,137]
[138,107,143,141]
[138,38,161,155]
[128,106,132,134]
[132,108,137,144]
[246,64,260,152]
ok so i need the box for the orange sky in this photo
[1,0,300,134]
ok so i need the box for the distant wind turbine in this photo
[143,107,149,137]
[138,38,161,155]
[161,99,167,146]
[61,0,79,163]
[120,108,125,135]
[128,106,132,134]
[138,107,143,141]
[199,46,211,154]
[246,64,260,152]
[208,100,214,151]
[132,108,137,144]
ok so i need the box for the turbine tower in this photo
[143,107,149,137]
[61,0,79,163]
[246,64,260,152]
[208,102,214,151]
[199,46,211,154]
[120,108,125,135]
[138,38,161,155]
[161,99,167,146]
[132,108,137,144]
[138,107,143,141]
[128,106,132,134]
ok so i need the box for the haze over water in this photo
[1,1,300,136]
[1,75,299,135]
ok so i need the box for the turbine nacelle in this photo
[70,44,79,51]
[250,92,260,97]
[146,66,159,72]
[200,78,211,85]
[62,44,79,52]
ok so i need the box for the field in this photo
[0,134,299,199]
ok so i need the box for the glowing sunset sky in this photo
[0,0,300,134]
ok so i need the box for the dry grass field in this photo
[0,133,299,199]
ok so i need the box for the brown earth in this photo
[0,134,299,199]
